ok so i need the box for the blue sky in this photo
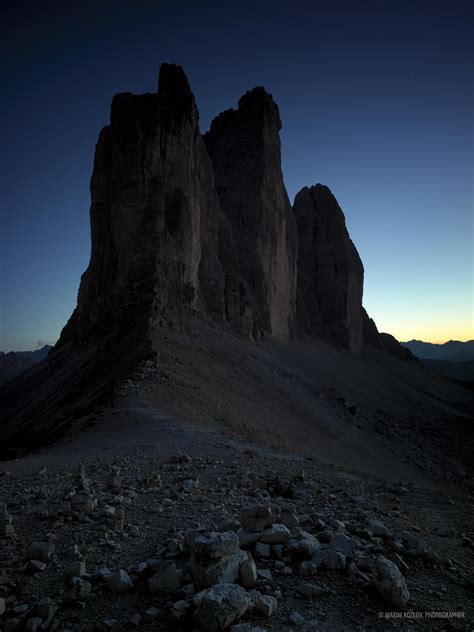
[1,0,472,351]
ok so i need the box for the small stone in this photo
[71,491,96,514]
[182,478,198,492]
[288,611,305,626]
[255,542,271,558]
[28,541,54,561]
[373,556,410,607]
[194,582,251,631]
[316,530,333,544]
[191,551,247,589]
[142,607,160,622]
[128,614,141,626]
[329,534,359,557]
[25,619,43,632]
[249,590,277,616]
[14,605,30,615]
[106,569,134,594]
[148,561,180,595]
[299,561,318,576]
[194,531,240,560]
[35,597,57,620]
[280,512,299,528]
[171,600,189,619]
[237,530,262,549]
[239,504,272,532]
[368,520,389,536]
[69,577,92,600]
[328,519,345,533]
[312,550,346,570]
[287,531,322,558]
[257,568,272,581]
[240,556,257,587]
[95,567,112,579]
[259,524,291,545]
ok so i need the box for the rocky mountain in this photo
[401,339,474,362]
[294,185,364,352]
[17,345,52,362]
[0,345,52,386]
[204,87,297,341]
[0,63,466,458]
[1,63,472,632]
[400,340,474,381]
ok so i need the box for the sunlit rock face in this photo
[293,184,364,353]
[204,88,298,341]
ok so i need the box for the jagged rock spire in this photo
[205,87,298,341]
[294,184,364,352]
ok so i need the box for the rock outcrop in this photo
[58,63,240,352]
[293,184,364,352]
[58,67,299,353]
[0,62,423,454]
[205,88,298,341]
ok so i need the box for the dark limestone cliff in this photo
[204,88,298,341]
[58,64,239,351]
[293,184,364,353]
[0,63,419,453]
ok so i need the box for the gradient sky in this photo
[1,0,473,351]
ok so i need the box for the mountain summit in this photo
[4,64,455,457]
[56,63,391,355]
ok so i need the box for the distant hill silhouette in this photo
[401,339,474,362]
[16,346,52,362]
[401,340,474,382]
[0,345,52,386]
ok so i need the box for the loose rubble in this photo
[0,447,472,631]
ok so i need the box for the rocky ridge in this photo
[0,62,425,453]
[55,62,398,354]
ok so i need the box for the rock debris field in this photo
[1,442,473,632]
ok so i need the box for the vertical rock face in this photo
[58,68,297,350]
[58,64,240,350]
[362,308,383,349]
[294,184,364,353]
[55,62,395,357]
[204,88,298,341]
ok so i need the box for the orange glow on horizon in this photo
[372,316,473,345]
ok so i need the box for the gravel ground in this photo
[1,417,473,632]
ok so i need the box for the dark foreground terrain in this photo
[1,64,472,631]
[1,326,473,632]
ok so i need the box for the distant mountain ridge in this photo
[401,340,474,382]
[0,345,52,386]
[401,339,474,362]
